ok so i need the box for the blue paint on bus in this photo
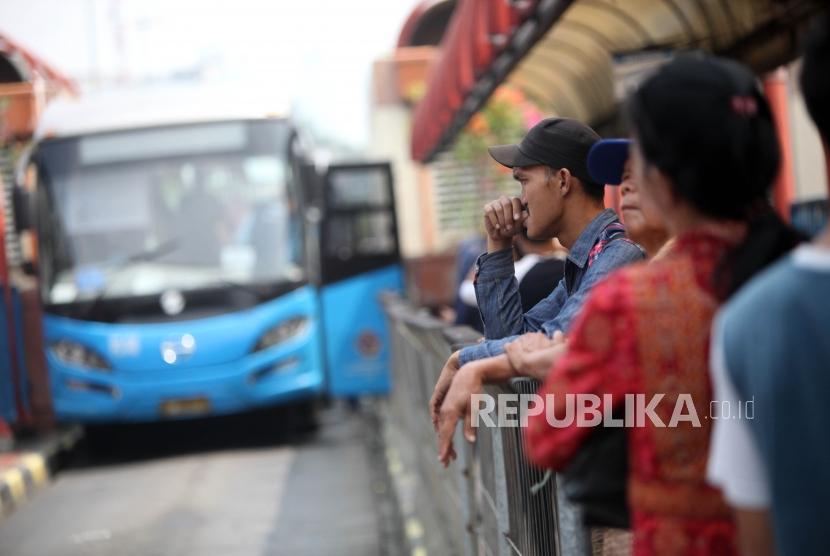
[21,103,403,424]
[321,265,403,397]
[45,286,326,422]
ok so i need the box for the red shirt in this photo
[525,229,741,556]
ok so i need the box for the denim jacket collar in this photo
[566,208,621,270]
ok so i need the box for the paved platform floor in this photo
[0,403,401,556]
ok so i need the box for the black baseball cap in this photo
[587,139,630,186]
[488,117,601,186]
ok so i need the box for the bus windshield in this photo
[34,120,304,306]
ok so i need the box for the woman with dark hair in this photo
[520,54,803,555]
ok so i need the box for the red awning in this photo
[410,0,571,162]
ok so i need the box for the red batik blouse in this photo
[525,229,743,556]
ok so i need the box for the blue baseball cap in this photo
[587,138,630,186]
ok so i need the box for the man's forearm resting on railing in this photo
[430,331,568,430]
[433,334,570,467]
[503,332,567,381]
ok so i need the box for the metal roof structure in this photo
[411,0,825,162]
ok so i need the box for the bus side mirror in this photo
[12,186,34,233]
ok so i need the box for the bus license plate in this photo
[159,397,211,417]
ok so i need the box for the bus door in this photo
[318,162,402,397]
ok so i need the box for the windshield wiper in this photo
[203,278,290,301]
[81,239,180,320]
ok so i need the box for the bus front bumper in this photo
[49,347,325,423]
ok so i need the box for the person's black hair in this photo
[627,53,805,299]
[580,178,606,203]
[801,13,830,144]
[714,202,806,299]
[544,165,605,202]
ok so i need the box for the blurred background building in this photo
[368,0,827,307]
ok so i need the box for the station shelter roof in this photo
[411,0,825,162]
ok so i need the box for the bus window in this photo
[320,163,399,284]
[327,166,391,209]
[33,120,304,315]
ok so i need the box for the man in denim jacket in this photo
[430,118,644,424]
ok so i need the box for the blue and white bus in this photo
[15,89,403,423]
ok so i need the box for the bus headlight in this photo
[51,340,111,371]
[254,317,309,352]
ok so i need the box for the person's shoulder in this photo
[592,256,682,313]
[717,256,805,391]
[720,254,800,327]
[579,261,646,315]
[601,235,646,263]
[600,259,655,298]
[586,238,645,280]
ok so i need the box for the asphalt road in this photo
[0,403,402,556]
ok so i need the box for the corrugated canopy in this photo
[411,0,824,162]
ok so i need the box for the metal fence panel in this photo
[381,293,589,556]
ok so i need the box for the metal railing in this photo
[382,293,589,556]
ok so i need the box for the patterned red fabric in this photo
[525,228,744,556]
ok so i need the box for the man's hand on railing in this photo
[429,351,461,431]
[504,331,569,381]
[436,361,484,467]
[436,354,518,467]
